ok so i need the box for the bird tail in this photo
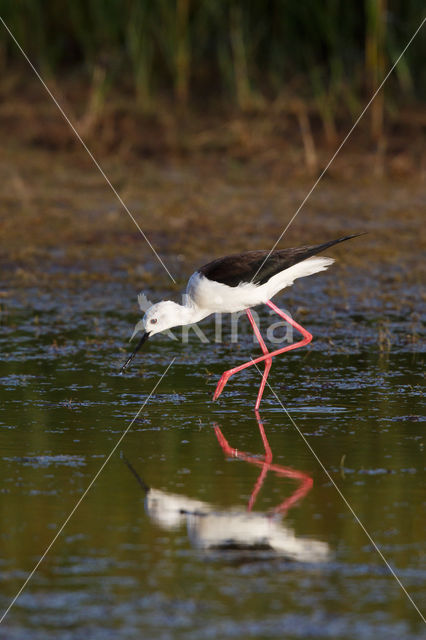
[294,233,366,260]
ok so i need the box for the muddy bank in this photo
[1,141,424,284]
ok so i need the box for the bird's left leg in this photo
[213,309,272,408]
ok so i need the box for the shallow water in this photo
[0,274,424,640]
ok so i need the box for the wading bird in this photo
[120,235,361,409]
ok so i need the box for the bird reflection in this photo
[213,410,313,516]
[124,413,329,562]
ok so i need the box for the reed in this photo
[0,0,424,120]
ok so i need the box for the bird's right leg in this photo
[246,310,272,410]
[213,309,272,407]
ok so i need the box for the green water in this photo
[0,279,424,639]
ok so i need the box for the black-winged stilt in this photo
[120,234,361,409]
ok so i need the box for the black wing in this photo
[198,234,363,287]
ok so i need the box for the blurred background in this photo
[1,0,425,162]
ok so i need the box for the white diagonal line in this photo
[253,362,425,623]
[0,358,176,625]
[251,14,426,283]
[0,16,176,284]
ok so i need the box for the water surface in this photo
[0,274,424,639]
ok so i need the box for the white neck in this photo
[176,297,210,326]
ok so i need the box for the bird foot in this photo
[212,371,233,402]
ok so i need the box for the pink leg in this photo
[213,300,312,409]
[246,310,272,410]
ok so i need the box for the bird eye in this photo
[150,318,157,324]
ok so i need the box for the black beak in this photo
[119,331,150,374]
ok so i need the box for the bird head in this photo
[120,301,181,374]
[139,301,182,337]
